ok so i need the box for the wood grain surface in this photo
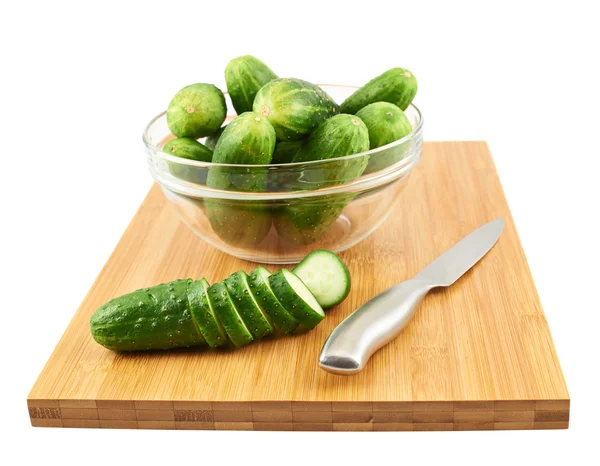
[28,141,569,431]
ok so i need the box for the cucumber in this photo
[211,112,276,165]
[187,278,228,347]
[292,114,370,185]
[293,250,351,308]
[206,281,254,347]
[90,252,345,352]
[90,279,205,351]
[167,83,227,138]
[340,68,418,114]
[273,194,351,245]
[247,267,299,334]
[271,140,304,165]
[274,114,369,244]
[164,137,213,184]
[355,102,413,149]
[206,112,276,246]
[268,269,325,329]
[205,198,272,247]
[163,137,213,162]
[224,271,274,339]
[253,78,339,141]
[225,55,277,114]
[204,125,226,151]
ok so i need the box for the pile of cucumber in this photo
[161,56,418,246]
[90,250,350,352]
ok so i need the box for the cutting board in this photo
[28,141,569,431]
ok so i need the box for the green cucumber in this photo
[253,78,339,141]
[206,112,276,246]
[271,140,304,164]
[293,250,351,308]
[204,125,226,151]
[355,102,413,173]
[248,267,299,334]
[187,278,228,347]
[355,102,413,149]
[273,194,351,245]
[206,281,254,347]
[90,252,347,352]
[268,269,324,329]
[340,68,418,114]
[205,198,272,247]
[163,138,213,184]
[163,138,213,162]
[167,83,227,138]
[211,112,276,165]
[224,271,274,339]
[274,114,369,244]
[90,279,205,351]
[292,114,370,185]
[225,55,277,114]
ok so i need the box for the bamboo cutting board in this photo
[28,141,569,431]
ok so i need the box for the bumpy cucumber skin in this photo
[204,125,226,151]
[225,55,277,115]
[225,271,274,339]
[167,83,227,138]
[356,102,413,149]
[253,78,339,141]
[207,281,254,347]
[268,270,324,329]
[187,278,228,348]
[293,250,351,309]
[164,138,213,184]
[340,68,418,114]
[248,267,299,334]
[90,279,205,351]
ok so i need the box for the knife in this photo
[319,218,505,375]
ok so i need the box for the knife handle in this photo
[319,278,433,375]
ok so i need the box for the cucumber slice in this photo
[225,271,274,340]
[247,267,299,334]
[268,269,325,329]
[187,278,228,348]
[292,250,351,309]
[206,281,254,347]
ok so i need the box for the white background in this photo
[1,0,599,464]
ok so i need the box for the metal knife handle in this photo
[319,278,433,375]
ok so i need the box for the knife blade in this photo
[319,218,505,375]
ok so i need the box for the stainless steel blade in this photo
[416,218,505,287]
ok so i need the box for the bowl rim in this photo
[142,84,423,170]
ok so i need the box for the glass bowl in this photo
[143,85,423,264]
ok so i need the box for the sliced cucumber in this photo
[206,281,253,347]
[225,271,274,340]
[268,269,325,329]
[247,267,299,334]
[292,250,351,309]
[187,278,228,348]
